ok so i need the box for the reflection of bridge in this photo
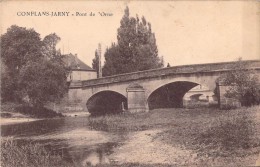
[68,60,260,115]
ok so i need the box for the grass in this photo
[88,106,260,165]
[88,112,154,131]
[0,139,173,167]
[158,106,260,157]
[0,138,72,167]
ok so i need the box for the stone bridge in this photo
[68,60,260,115]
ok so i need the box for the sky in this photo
[1,1,260,67]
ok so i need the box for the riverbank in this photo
[1,105,259,166]
[1,103,37,125]
[0,102,63,125]
[89,106,260,166]
[0,102,90,125]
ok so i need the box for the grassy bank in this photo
[155,107,260,167]
[88,112,154,131]
[159,107,260,157]
[88,106,260,166]
[0,138,72,167]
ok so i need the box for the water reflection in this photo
[1,116,127,166]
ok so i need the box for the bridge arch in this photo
[144,76,218,99]
[189,94,204,101]
[147,81,200,109]
[86,90,127,116]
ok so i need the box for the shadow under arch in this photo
[86,91,127,116]
[147,81,199,110]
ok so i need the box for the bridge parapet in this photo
[81,60,260,88]
[69,81,82,88]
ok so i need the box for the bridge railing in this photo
[81,60,260,87]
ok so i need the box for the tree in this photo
[92,49,100,78]
[102,43,124,76]
[1,25,43,101]
[102,6,164,76]
[1,25,42,71]
[222,59,260,106]
[42,33,61,60]
[18,58,67,109]
[0,58,14,102]
[1,25,68,109]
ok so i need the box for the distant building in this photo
[64,53,97,82]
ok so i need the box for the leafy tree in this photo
[222,59,260,106]
[102,43,124,76]
[92,49,100,78]
[42,33,61,60]
[1,58,14,102]
[1,25,42,71]
[42,33,64,68]
[102,6,164,76]
[1,25,43,101]
[1,25,68,110]
[18,58,67,109]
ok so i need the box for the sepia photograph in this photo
[1,0,260,166]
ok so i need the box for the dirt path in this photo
[111,129,196,165]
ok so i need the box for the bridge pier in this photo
[217,82,241,109]
[127,83,148,113]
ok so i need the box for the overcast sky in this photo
[1,1,260,67]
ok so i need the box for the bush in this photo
[221,59,260,106]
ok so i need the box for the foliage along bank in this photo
[1,25,68,111]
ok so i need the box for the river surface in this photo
[1,116,128,166]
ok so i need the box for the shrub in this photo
[221,59,260,106]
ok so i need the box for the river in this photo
[1,116,128,166]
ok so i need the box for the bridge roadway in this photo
[68,60,260,115]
